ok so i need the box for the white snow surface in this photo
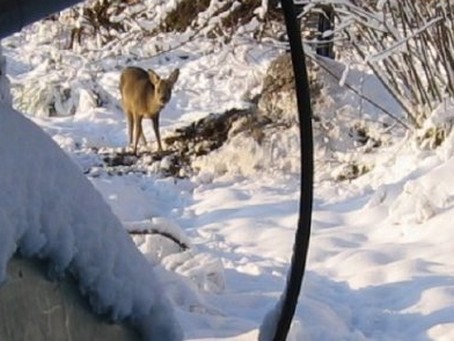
[2,2,454,340]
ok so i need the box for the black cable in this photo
[271,1,314,340]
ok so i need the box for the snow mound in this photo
[192,125,301,178]
[127,218,225,295]
[0,104,182,340]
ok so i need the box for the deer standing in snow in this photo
[120,66,179,154]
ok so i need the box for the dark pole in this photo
[316,5,335,59]
[269,0,314,340]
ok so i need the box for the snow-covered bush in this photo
[13,79,76,117]
[416,99,454,150]
[49,0,283,51]
[12,75,101,117]
[302,0,454,128]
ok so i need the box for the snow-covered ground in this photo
[2,2,454,340]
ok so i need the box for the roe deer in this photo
[120,66,179,154]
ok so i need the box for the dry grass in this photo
[161,0,211,33]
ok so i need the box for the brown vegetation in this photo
[160,0,211,33]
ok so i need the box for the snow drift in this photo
[0,103,182,340]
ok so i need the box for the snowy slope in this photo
[0,103,182,340]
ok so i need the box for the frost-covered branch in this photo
[301,0,454,128]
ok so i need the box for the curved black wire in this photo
[271,1,314,340]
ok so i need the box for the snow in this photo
[2,1,454,340]
[0,103,183,340]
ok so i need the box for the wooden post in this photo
[316,5,335,59]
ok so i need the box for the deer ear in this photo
[148,69,161,84]
[168,68,180,87]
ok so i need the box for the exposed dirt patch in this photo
[160,0,211,33]
[335,162,372,182]
[160,0,283,38]
[257,53,321,124]
[80,107,268,178]
[221,0,262,30]
[164,108,254,156]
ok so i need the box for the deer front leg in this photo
[127,110,134,146]
[152,115,163,152]
[133,115,143,154]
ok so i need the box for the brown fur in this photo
[120,66,179,154]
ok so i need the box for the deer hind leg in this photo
[152,115,163,152]
[139,126,147,146]
[133,115,143,154]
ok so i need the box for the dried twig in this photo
[128,228,190,251]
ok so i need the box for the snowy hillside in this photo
[2,0,454,340]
